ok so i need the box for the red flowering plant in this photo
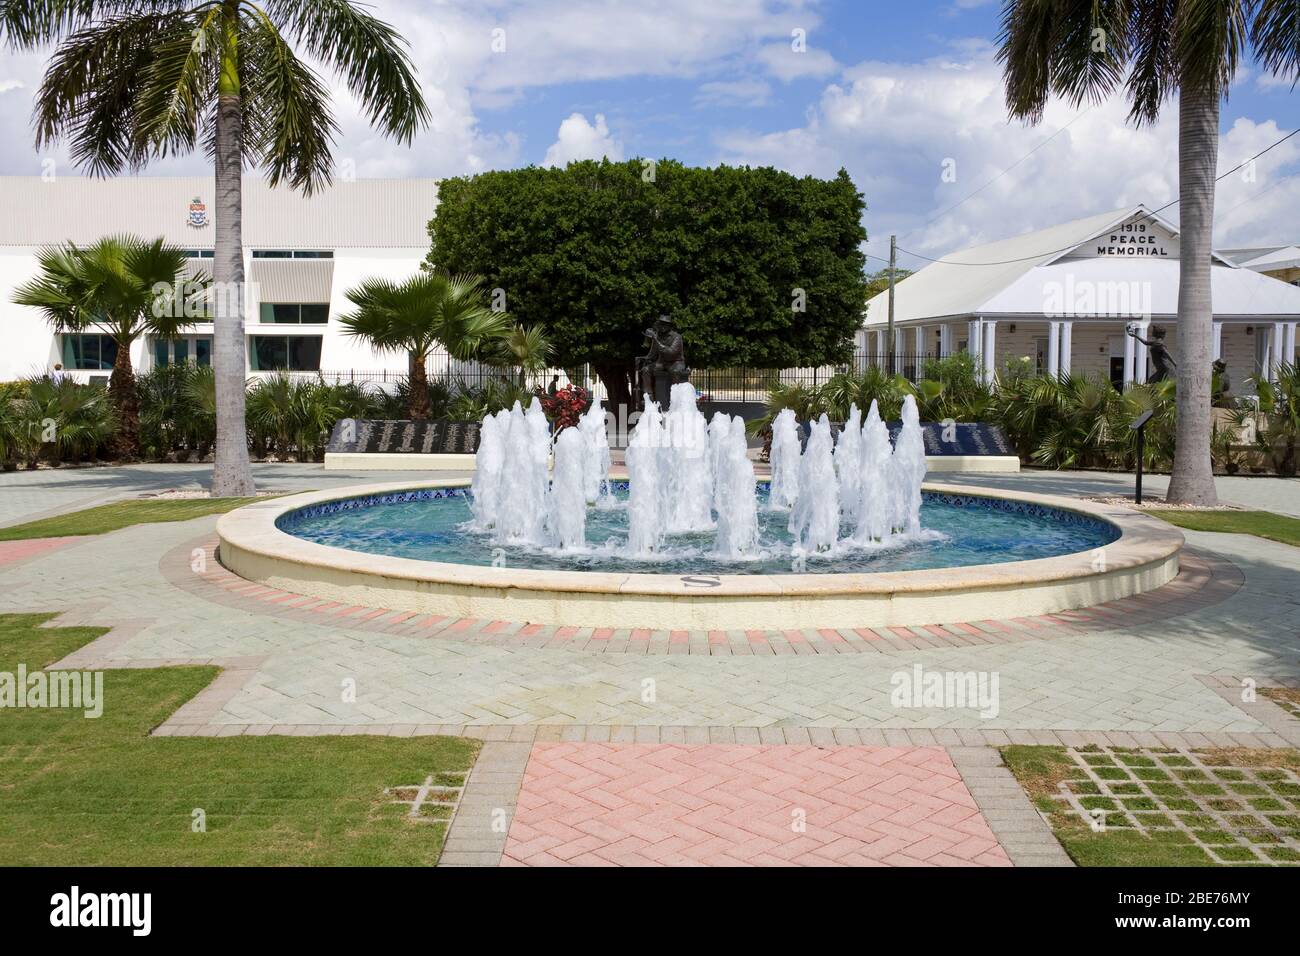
[537,384,591,433]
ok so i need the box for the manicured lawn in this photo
[0,497,273,541]
[1141,509,1300,548]
[1003,745,1300,867]
[0,613,478,865]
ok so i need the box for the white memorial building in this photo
[863,205,1300,391]
[0,176,438,383]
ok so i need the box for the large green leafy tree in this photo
[338,272,513,421]
[4,0,428,495]
[427,159,868,408]
[12,234,201,459]
[997,0,1300,505]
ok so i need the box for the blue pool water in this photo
[277,484,1119,575]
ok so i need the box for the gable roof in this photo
[863,204,1234,326]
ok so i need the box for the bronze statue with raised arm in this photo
[1127,323,1176,383]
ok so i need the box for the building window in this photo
[183,249,214,258]
[62,333,118,370]
[249,335,322,372]
[154,336,212,367]
[251,250,333,259]
[259,303,329,324]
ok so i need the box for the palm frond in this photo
[261,0,429,142]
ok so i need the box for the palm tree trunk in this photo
[409,354,432,420]
[108,334,139,460]
[1166,83,1219,506]
[211,5,255,496]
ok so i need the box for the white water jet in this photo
[767,408,800,509]
[625,399,665,555]
[468,408,508,531]
[661,383,713,533]
[577,393,611,505]
[852,400,892,544]
[892,394,928,535]
[835,403,863,523]
[548,427,588,549]
[492,400,551,545]
[789,414,840,553]
[707,410,731,504]
[712,415,758,557]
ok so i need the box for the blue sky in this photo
[1,0,1296,267]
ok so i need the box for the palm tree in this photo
[480,323,554,388]
[997,1,1299,506]
[4,1,429,495]
[12,234,200,459]
[339,271,513,420]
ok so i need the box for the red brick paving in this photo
[0,536,80,568]
[502,743,1011,867]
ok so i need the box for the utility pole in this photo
[886,234,897,375]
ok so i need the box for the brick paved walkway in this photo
[501,743,1011,866]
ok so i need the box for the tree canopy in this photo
[426,159,867,405]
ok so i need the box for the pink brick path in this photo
[0,536,80,568]
[502,743,1012,867]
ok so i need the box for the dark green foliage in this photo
[427,159,868,405]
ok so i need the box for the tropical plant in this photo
[446,379,534,422]
[10,376,117,467]
[7,0,430,495]
[997,0,1300,504]
[820,366,907,422]
[479,323,553,388]
[339,272,513,421]
[11,234,200,459]
[1108,379,1178,471]
[1249,363,1300,476]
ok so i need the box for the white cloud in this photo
[543,113,623,167]
[713,46,1300,259]
[695,78,772,108]
[756,41,839,82]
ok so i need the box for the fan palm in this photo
[339,272,513,420]
[4,0,429,494]
[997,0,1300,505]
[480,323,553,388]
[12,234,200,459]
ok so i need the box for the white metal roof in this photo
[0,176,438,249]
[982,257,1300,319]
[1219,245,1300,273]
[861,204,1300,326]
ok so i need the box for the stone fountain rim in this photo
[216,478,1182,602]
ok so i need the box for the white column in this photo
[1133,320,1150,385]
[1047,321,1060,378]
[894,326,906,372]
[939,324,953,358]
[1272,323,1285,381]
[1212,322,1223,362]
[914,325,925,378]
[982,320,998,384]
[1286,323,1298,369]
[1123,326,1136,389]
[875,329,885,367]
[1060,322,1073,375]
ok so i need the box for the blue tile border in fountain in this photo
[275,480,1118,543]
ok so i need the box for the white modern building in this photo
[0,175,439,383]
[862,205,1300,391]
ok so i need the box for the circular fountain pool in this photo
[274,482,1119,576]
[217,479,1184,632]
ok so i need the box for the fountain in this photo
[227,377,1175,634]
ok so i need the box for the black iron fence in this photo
[302,350,942,402]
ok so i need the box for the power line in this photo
[893,127,1300,268]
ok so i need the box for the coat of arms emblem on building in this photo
[187,196,208,228]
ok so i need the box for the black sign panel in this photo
[325,419,482,455]
[801,421,1015,457]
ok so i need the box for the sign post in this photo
[1129,408,1155,504]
